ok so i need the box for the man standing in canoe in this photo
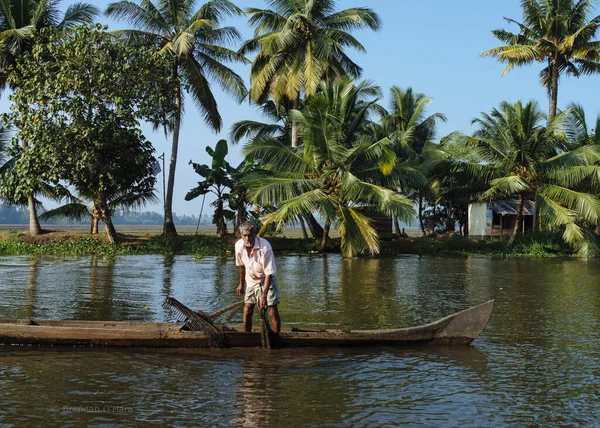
[235,221,281,332]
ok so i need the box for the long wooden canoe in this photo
[0,300,494,349]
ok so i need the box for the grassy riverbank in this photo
[0,227,571,257]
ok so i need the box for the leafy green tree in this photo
[244,78,415,257]
[482,0,600,117]
[1,25,172,244]
[106,0,248,237]
[0,0,99,90]
[464,100,600,254]
[0,0,99,234]
[186,139,236,237]
[242,0,380,147]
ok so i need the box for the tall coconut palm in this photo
[231,97,326,239]
[242,0,380,147]
[0,0,98,234]
[244,78,415,257]
[482,0,600,118]
[106,0,248,236]
[381,87,447,235]
[562,102,600,235]
[465,100,600,255]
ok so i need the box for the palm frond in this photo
[336,205,379,257]
[39,203,91,221]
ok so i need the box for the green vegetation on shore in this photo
[0,230,569,258]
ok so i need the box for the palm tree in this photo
[464,100,600,255]
[563,102,600,149]
[242,0,380,147]
[244,78,415,257]
[231,97,326,239]
[381,87,447,235]
[0,0,98,234]
[40,187,158,234]
[482,0,600,118]
[106,0,248,236]
[563,102,600,235]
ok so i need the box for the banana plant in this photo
[186,140,236,237]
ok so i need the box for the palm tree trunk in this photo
[549,55,559,118]
[392,215,399,235]
[22,137,41,235]
[320,221,331,252]
[236,204,247,233]
[91,216,99,234]
[291,97,299,148]
[28,196,42,235]
[163,69,181,237]
[508,195,525,248]
[533,194,540,233]
[97,198,119,244]
[299,216,309,239]
[305,213,324,239]
[418,196,426,236]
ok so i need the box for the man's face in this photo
[241,229,256,248]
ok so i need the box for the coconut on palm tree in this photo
[106,0,248,236]
[464,100,600,255]
[244,78,415,258]
[242,0,380,147]
[482,0,600,117]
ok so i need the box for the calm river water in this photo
[0,254,599,426]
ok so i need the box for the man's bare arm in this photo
[260,274,272,309]
[237,265,245,296]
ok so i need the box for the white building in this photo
[468,200,535,238]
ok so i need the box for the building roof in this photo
[491,199,535,216]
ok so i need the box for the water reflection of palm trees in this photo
[339,258,406,329]
[24,257,40,319]
[73,255,118,320]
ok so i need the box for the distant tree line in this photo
[0,204,211,226]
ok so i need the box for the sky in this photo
[3,0,600,217]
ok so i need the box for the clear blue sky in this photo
[4,0,600,217]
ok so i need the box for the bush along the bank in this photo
[134,235,230,257]
[0,231,584,258]
[0,238,135,256]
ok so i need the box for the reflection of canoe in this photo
[0,300,494,348]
